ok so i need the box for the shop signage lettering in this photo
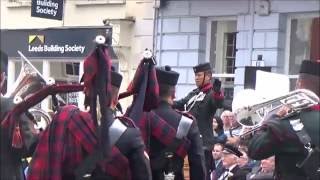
[31,0,64,20]
[28,44,86,54]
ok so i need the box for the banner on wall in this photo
[31,0,64,20]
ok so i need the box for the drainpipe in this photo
[152,0,159,53]
[249,0,255,65]
[153,1,163,65]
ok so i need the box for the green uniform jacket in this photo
[248,108,319,180]
[173,87,223,148]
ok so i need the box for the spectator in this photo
[212,116,227,144]
[211,143,225,180]
[237,150,249,169]
[247,156,275,180]
[221,110,242,145]
[217,144,250,180]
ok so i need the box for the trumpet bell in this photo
[233,88,320,128]
[232,89,265,127]
[28,108,52,132]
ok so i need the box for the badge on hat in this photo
[193,62,212,73]
[156,65,179,86]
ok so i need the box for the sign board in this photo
[255,70,290,100]
[0,27,117,59]
[31,0,64,20]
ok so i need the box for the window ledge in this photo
[7,2,31,8]
[75,1,125,6]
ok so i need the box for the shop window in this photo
[65,62,80,76]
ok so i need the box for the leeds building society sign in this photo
[0,27,117,59]
[31,0,64,20]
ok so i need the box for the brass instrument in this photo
[4,51,58,132]
[28,108,52,132]
[232,89,320,138]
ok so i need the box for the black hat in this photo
[111,66,123,88]
[222,144,243,157]
[299,60,320,77]
[0,50,8,73]
[156,65,179,86]
[193,62,211,73]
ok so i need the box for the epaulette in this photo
[115,116,137,128]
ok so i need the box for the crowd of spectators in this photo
[210,110,276,180]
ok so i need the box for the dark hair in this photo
[213,116,224,131]
[159,83,175,99]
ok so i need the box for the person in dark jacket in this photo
[149,66,206,180]
[90,69,152,180]
[0,50,39,180]
[173,63,224,176]
[212,116,227,144]
[248,60,320,180]
[218,144,250,180]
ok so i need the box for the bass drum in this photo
[28,108,52,132]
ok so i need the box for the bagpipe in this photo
[3,51,67,133]
[1,54,84,148]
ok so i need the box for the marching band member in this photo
[248,60,320,180]
[149,66,206,180]
[173,62,224,176]
[1,50,39,180]
[28,39,151,180]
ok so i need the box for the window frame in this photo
[284,12,319,90]
[284,12,319,75]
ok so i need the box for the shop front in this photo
[0,26,117,110]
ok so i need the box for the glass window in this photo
[288,16,319,90]
[65,62,80,76]
[224,33,236,82]
[289,17,320,75]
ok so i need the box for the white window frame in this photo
[205,16,237,74]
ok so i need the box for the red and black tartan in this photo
[1,84,84,149]
[27,105,97,180]
[138,111,190,158]
[120,58,159,112]
[121,57,190,158]
[28,105,131,180]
